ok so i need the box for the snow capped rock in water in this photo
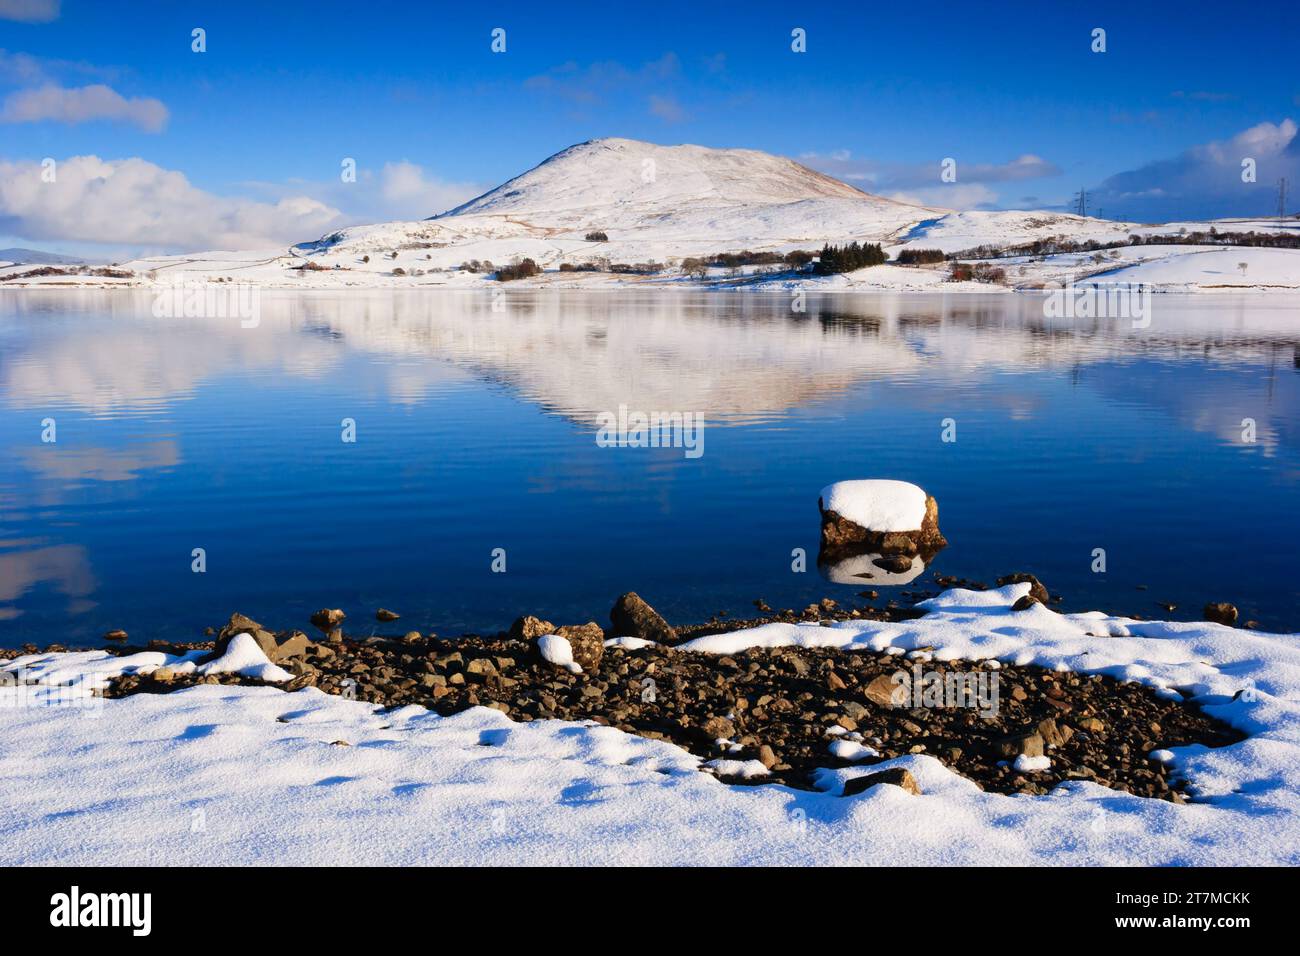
[818,479,948,561]
[820,480,929,532]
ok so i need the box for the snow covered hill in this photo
[3,137,1298,292]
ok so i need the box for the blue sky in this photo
[2,0,1298,256]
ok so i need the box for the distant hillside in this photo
[0,248,86,266]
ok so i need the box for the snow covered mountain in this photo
[6,137,1297,292]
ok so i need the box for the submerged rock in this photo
[310,608,346,633]
[375,608,400,622]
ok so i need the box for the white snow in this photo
[1013,754,1052,773]
[702,759,771,780]
[820,479,928,531]
[537,634,582,674]
[3,583,1300,865]
[828,739,879,762]
[193,633,292,682]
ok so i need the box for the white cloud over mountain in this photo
[1092,119,1299,221]
[0,155,345,251]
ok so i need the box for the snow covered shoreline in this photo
[3,583,1297,866]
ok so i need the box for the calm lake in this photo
[1,288,1297,646]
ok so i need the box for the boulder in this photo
[1011,594,1040,612]
[509,615,555,641]
[609,592,677,644]
[215,612,277,658]
[996,573,1050,604]
[864,673,905,708]
[375,608,400,622]
[551,622,605,671]
[270,630,316,661]
[818,480,946,560]
[310,608,346,633]
[1203,602,1239,626]
[842,768,922,797]
[994,731,1045,758]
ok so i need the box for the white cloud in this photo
[1093,118,1299,221]
[802,150,1060,191]
[886,183,1000,212]
[1,83,168,131]
[378,161,482,217]
[0,0,59,23]
[0,155,346,250]
[648,94,687,123]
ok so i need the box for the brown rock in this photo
[1037,717,1073,748]
[609,592,677,644]
[1203,602,1239,626]
[375,608,400,622]
[701,716,736,740]
[509,615,555,641]
[1011,594,1040,612]
[103,629,128,641]
[996,573,1050,604]
[270,630,315,661]
[214,612,277,658]
[994,731,1045,758]
[551,622,605,671]
[818,491,946,558]
[842,768,922,797]
[826,670,847,692]
[757,744,778,769]
[864,673,905,708]
[310,608,346,632]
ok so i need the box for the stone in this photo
[842,768,921,797]
[1203,602,1239,626]
[375,608,400,622]
[701,716,736,739]
[214,613,277,658]
[818,484,946,560]
[103,629,128,641]
[826,670,847,691]
[1037,717,1073,748]
[864,673,904,708]
[1078,716,1106,734]
[509,615,555,641]
[996,573,1050,604]
[552,622,605,671]
[270,630,315,661]
[1011,594,1040,612]
[994,731,1045,758]
[757,744,778,769]
[310,608,346,632]
[610,592,677,643]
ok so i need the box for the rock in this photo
[509,615,555,641]
[103,629,128,641]
[996,573,1049,604]
[270,630,315,661]
[873,554,914,574]
[610,592,677,644]
[1078,716,1105,734]
[551,622,605,671]
[700,716,736,740]
[375,608,400,622]
[864,673,904,708]
[465,658,498,681]
[1011,594,1040,612]
[818,480,946,560]
[994,731,1045,758]
[1203,602,1239,626]
[842,768,922,797]
[310,608,346,633]
[757,744,778,769]
[214,612,278,658]
[1036,717,1073,748]
[826,670,847,692]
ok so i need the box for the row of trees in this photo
[813,242,887,275]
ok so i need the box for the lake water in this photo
[1,288,1297,647]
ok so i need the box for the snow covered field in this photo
[3,583,1297,866]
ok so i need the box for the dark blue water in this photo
[1,288,1297,646]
